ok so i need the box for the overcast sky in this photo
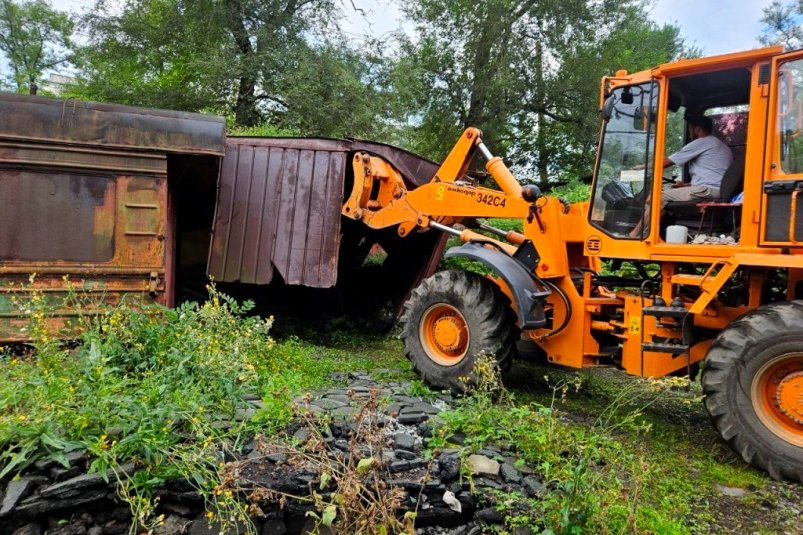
[651,0,775,55]
[50,0,774,57]
[338,0,776,56]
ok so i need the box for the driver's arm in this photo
[632,158,675,171]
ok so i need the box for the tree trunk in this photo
[533,37,549,185]
[226,0,259,126]
[234,73,259,127]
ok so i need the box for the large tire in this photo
[401,270,518,392]
[702,301,803,481]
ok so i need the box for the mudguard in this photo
[444,242,550,329]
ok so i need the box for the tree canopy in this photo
[760,0,803,48]
[392,0,687,182]
[0,0,699,183]
[0,0,72,91]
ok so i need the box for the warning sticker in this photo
[629,316,641,334]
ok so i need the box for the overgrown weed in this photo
[224,389,420,534]
[0,282,332,532]
[429,355,681,534]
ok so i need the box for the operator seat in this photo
[663,145,746,231]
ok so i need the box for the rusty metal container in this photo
[0,92,225,341]
[0,93,446,341]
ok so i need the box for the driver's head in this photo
[686,115,713,139]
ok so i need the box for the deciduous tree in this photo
[393,0,687,185]
[0,0,73,92]
[76,0,389,135]
[760,0,803,48]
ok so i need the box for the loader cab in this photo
[591,70,751,242]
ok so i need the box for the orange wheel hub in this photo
[420,304,469,366]
[752,353,803,447]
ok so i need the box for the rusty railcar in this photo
[0,93,445,341]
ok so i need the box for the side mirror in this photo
[621,87,634,105]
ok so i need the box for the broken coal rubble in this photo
[0,371,545,535]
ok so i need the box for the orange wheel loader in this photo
[342,46,803,481]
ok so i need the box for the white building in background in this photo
[41,73,77,95]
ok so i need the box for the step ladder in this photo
[641,304,691,358]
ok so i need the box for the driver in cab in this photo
[629,114,732,237]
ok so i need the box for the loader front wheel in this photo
[402,270,517,392]
[702,302,803,481]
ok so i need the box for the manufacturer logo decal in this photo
[586,235,602,255]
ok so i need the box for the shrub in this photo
[0,284,281,531]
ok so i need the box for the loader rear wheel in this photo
[402,270,517,392]
[702,302,803,481]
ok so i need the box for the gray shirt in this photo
[668,135,733,189]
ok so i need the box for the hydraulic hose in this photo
[538,279,571,340]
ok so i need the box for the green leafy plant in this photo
[0,284,281,532]
[428,358,674,534]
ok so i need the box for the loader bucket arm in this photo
[342,128,535,235]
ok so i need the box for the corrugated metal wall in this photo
[208,139,347,288]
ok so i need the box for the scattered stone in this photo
[1,477,38,516]
[428,415,445,428]
[266,452,288,464]
[476,507,504,524]
[390,460,411,473]
[292,428,310,443]
[465,455,500,477]
[384,402,403,415]
[234,407,257,421]
[417,423,434,438]
[15,489,111,516]
[161,501,192,516]
[442,489,462,513]
[34,458,58,471]
[322,392,350,403]
[393,433,416,452]
[401,402,439,415]
[499,463,521,484]
[522,476,545,497]
[473,477,504,490]
[397,413,427,424]
[331,406,357,419]
[476,447,501,458]
[314,398,347,410]
[446,433,466,445]
[65,451,87,467]
[407,459,429,470]
[10,524,41,535]
[396,449,417,460]
[41,463,134,498]
[715,485,747,498]
[49,466,81,482]
[0,372,552,535]
[437,454,461,482]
